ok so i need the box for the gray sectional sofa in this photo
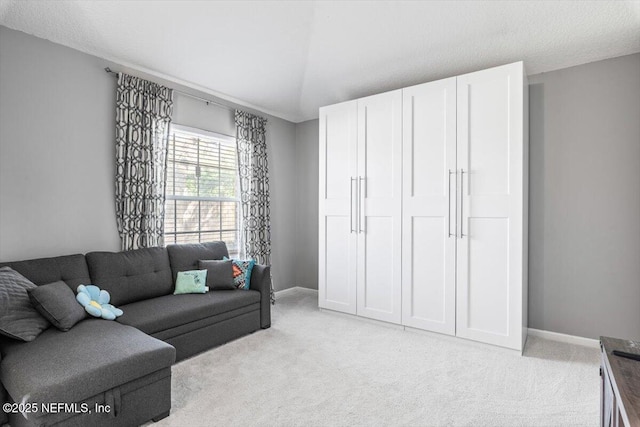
[0,242,271,427]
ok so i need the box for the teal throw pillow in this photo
[224,257,255,290]
[174,270,209,295]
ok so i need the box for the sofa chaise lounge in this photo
[0,241,271,427]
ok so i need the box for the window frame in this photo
[164,124,241,253]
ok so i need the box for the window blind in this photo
[164,126,240,255]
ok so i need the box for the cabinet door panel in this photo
[324,216,352,304]
[409,216,447,322]
[456,62,524,350]
[324,113,353,200]
[362,103,395,199]
[467,75,510,196]
[363,216,395,313]
[401,78,456,334]
[319,101,358,314]
[357,90,402,324]
[467,218,509,335]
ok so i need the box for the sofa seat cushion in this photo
[117,290,261,335]
[0,319,175,405]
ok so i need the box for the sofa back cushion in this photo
[167,242,229,282]
[86,247,173,306]
[0,254,91,290]
[0,267,51,342]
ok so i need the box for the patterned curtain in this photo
[115,73,173,250]
[235,110,274,303]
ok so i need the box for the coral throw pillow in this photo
[224,257,255,290]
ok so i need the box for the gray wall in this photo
[294,119,319,289]
[0,26,297,291]
[528,53,640,340]
[0,26,121,259]
[293,54,640,340]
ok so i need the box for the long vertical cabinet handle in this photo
[460,169,466,238]
[350,177,356,233]
[448,170,456,238]
[358,176,365,233]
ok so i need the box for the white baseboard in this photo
[528,328,599,348]
[277,292,599,350]
[274,286,318,297]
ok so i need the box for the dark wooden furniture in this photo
[601,337,640,427]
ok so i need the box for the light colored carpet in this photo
[156,288,599,427]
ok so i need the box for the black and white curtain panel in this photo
[235,110,274,303]
[115,73,173,251]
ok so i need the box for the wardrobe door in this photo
[456,62,525,350]
[356,90,403,324]
[401,78,457,335]
[318,101,358,314]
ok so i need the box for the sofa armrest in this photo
[250,264,271,329]
[0,357,7,426]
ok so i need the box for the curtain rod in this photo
[104,67,233,111]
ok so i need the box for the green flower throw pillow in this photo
[174,270,209,295]
[224,257,255,290]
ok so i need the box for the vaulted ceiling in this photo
[1,1,639,122]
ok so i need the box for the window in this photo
[164,125,240,256]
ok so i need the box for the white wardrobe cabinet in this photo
[318,90,403,324]
[356,90,403,324]
[318,100,358,315]
[319,62,528,352]
[455,62,528,350]
[401,77,457,335]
